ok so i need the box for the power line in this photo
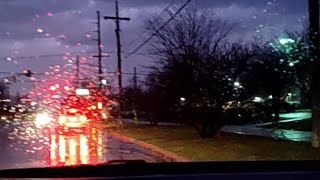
[125,0,176,49]
[0,52,96,61]
[104,71,162,76]
[124,0,192,59]
[0,71,45,75]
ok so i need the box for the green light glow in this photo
[279,38,295,45]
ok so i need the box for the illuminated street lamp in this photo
[101,79,108,85]
[279,38,295,45]
[180,97,186,102]
[287,93,293,101]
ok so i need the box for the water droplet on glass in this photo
[48,12,54,17]
[36,28,44,33]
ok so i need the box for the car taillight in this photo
[79,115,87,122]
[102,113,107,119]
[68,108,77,113]
[97,102,103,109]
[69,117,77,122]
[59,116,66,123]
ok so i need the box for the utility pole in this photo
[93,11,108,91]
[133,67,137,90]
[133,66,138,123]
[75,55,80,88]
[97,11,103,90]
[104,0,130,98]
[310,0,320,147]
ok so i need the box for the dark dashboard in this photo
[0,160,319,179]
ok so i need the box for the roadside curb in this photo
[108,131,190,162]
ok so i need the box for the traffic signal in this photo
[22,70,33,77]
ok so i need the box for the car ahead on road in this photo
[58,95,90,131]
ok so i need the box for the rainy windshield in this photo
[0,0,319,170]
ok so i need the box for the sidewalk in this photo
[221,111,312,143]
[221,125,311,143]
[121,118,181,126]
[251,112,311,127]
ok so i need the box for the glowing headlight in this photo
[35,112,52,126]
[59,116,66,123]
[79,115,87,122]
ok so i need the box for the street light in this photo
[180,97,186,102]
[101,79,108,85]
[279,38,295,45]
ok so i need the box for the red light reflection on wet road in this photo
[48,128,105,166]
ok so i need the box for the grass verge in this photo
[109,124,320,161]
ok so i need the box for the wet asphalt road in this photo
[0,114,164,170]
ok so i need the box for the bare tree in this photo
[144,8,250,137]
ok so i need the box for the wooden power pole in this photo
[104,0,130,98]
[133,66,137,90]
[310,0,320,147]
[93,11,108,91]
[75,55,80,88]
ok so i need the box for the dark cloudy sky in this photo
[0,0,309,94]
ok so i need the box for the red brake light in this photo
[64,86,70,91]
[68,108,77,113]
[97,102,103,109]
[50,86,56,91]
[79,115,87,122]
